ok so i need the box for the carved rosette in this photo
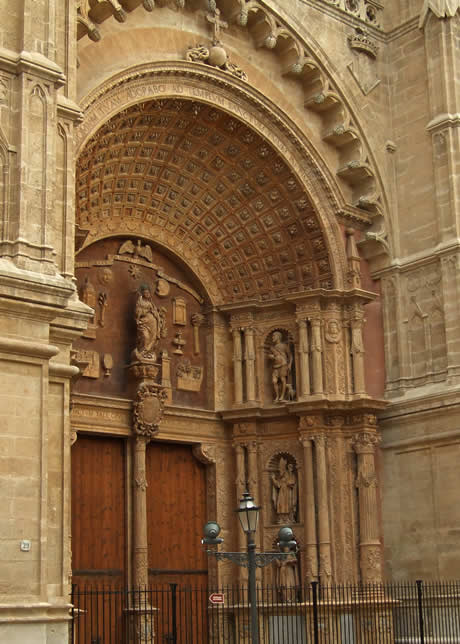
[133,383,167,439]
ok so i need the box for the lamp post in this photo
[202,491,297,644]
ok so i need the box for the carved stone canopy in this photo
[76,99,333,304]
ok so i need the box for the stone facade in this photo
[0,0,459,641]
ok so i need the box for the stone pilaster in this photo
[350,305,366,394]
[298,419,318,583]
[352,428,383,583]
[310,317,324,395]
[233,440,247,580]
[296,318,310,399]
[231,327,243,405]
[244,327,257,404]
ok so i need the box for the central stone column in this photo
[127,361,166,642]
[133,434,149,588]
[129,362,167,588]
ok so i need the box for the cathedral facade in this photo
[1,0,460,641]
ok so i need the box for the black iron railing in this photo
[70,580,460,643]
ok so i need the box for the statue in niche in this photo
[132,284,167,363]
[268,331,293,402]
[275,548,299,602]
[271,457,298,524]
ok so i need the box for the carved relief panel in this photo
[74,237,209,408]
[398,262,448,388]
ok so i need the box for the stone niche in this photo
[74,236,209,407]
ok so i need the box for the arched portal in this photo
[71,70,385,613]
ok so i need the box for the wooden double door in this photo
[71,435,208,642]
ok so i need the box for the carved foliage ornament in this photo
[352,430,380,453]
[133,384,167,438]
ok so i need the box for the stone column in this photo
[297,319,310,399]
[191,313,205,355]
[310,318,324,394]
[233,441,247,580]
[244,327,257,404]
[133,436,149,588]
[128,363,167,589]
[246,440,259,500]
[298,426,318,583]
[232,328,243,405]
[352,428,383,583]
[234,442,246,502]
[350,309,366,394]
[313,433,332,584]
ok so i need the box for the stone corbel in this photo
[192,443,217,465]
[77,1,101,41]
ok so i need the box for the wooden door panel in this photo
[146,441,208,579]
[71,435,126,584]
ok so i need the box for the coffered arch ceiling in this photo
[76,0,390,259]
[76,98,334,304]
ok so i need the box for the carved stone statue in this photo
[268,331,292,402]
[132,284,167,362]
[275,548,299,602]
[325,319,341,344]
[271,457,298,523]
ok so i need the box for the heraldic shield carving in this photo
[133,383,167,439]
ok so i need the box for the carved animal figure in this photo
[285,383,296,401]
[119,239,153,263]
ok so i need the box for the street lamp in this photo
[202,491,297,644]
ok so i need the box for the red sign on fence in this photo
[209,592,225,605]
